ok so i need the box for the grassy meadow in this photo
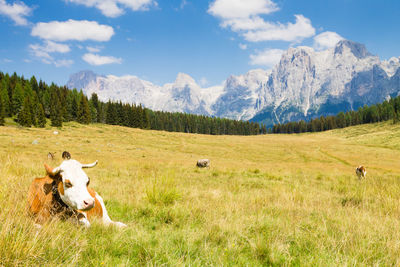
[1,120,400,265]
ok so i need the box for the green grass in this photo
[2,121,400,265]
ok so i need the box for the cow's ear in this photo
[44,163,61,180]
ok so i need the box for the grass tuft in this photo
[146,171,181,206]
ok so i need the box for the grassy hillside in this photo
[1,121,400,265]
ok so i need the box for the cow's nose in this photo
[83,198,95,209]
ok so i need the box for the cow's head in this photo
[44,159,98,211]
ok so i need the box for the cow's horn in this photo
[44,163,61,176]
[81,160,98,168]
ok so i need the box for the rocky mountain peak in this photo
[174,73,198,89]
[67,70,100,91]
[334,40,372,59]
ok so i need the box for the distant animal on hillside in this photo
[62,151,71,160]
[355,165,367,179]
[47,152,56,160]
[28,157,126,228]
[197,159,210,168]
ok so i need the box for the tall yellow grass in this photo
[1,121,400,265]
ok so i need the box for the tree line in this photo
[0,71,266,135]
[272,97,400,134]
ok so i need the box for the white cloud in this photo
[82,53,122,65]
[222,16,269,31]
[3,58,12,63]
[66,0,157,17]
[208,0,278,19]
[0,0,32,26]
[54,59,74,67]
[243,15,315,42]
[44,40,71,53]
[249,48,284,67]
[209,0,315,44]
[31,19,114,42]
[313,31,344,50]
[86,46,102,53]
[239,43,247,50]
[29,41,70,59]
[29,41,73,67]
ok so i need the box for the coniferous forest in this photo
[271,99,400,134]
[0,71,266,135]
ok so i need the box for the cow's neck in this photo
[51,180,76,217]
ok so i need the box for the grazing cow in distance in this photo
[197,159,210,168]
[47,152,56,160]
[356,165,367,179]
[28,157,126,228]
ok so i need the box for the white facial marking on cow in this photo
[57,160,95,211]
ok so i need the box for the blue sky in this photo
[0,0,399,87]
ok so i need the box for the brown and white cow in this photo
[28,158,126,228]
[355,165,367,179]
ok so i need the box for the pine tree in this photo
[77,95,91,124]
[23,81,33,98]
[71,91,79,121]
[0,92,5,126]
[59,87,68,122]
[37,103,46,128]
[50,92,62,127]
[336,112,346,128]
[12,82,24,115]
[30,91,39,126]
[38,79,46,92]
[90,93,100,122]
[97,102,105,123]
[90,102,97,124]
[64,93,73,121]
[118,103,128,127]
[132,104,141,128]
[41,89,51,117]
[0,78,10,116]
[141,106,150,129]
[106,101,117,125]
[115,101,123,125]
[30,76,39,93]
[17,97,32,127]
[9,72,17,97]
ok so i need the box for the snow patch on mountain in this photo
[381,57,400,77]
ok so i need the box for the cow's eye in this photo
[86,178,90,186]
[65,180,73,188]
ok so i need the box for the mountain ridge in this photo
[67,40,400,126]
